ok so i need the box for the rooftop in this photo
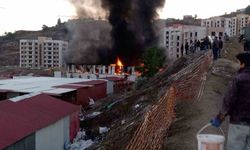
[0,77,91,94]
[0,94,79,149]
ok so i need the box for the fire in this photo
[116,57,123,67]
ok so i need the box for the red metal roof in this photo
[101,77,124,82]
[0,94,79,149]
[76,80,107,85]
[54,84,92,90]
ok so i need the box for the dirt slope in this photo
[164,38,243,150]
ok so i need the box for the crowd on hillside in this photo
[179,36,223,60]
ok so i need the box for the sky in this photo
[0,0,249,35]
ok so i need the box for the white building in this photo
[20,37,68,69]
[201,16,226,38]
[162,24,207,61]
[201,14,250,37]
[237,14,250,35]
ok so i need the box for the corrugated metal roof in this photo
[76,80,107,85]
[0,94,79,149]
[101,77,124,81]
[42,88,76,96]
[54,84,93,90]
[0,77,91,94]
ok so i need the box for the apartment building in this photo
[20,37,68,69]
[201,14,250,37]
[163,24,207,61]
[201,16,226,38]
[237,14,250,35]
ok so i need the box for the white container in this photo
[197,123,225,150]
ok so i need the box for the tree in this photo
[42,24,48,30]
[57,18,62,26]
[139,47,166,77]
[4,32,15,40]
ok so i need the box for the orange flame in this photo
[117,57,123,67]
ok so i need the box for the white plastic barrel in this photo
[197,123,225,150]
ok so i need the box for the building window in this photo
[195,32,197,37]
[190,32,192,37]
[177,36,180,40]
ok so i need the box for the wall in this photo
[4,134,35,150]
[35,116,70,150]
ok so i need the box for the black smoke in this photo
[101,0,165,65]
[68,0,165,65]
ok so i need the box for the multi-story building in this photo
[237,14,250,35]
[231,17,238,36]
[202,14,250,37]
[162,24,207,61]
[201,16,226,38]
[20,37,68,69]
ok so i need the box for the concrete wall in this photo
[35,116,70,150]
[106,80,114,95]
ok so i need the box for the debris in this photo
[134,104,140,109]
[89,97,95,106]
[99,127,110,134]
[86,112,102,119]
[69,130,94,150]
[70,139,94,150]
[121,120,126,125]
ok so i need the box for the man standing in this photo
[181,44,184,57]
[218,37,223,58]
[185,42,189,55]
[211,52,250,150]
[212,36,220,60]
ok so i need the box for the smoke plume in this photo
[68,0,165,65]
[65,19,112,64]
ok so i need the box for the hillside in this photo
[0,18,111,66]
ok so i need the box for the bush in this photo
[139,47,166,77]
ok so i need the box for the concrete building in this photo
[162,24,207,61]
[231,17,238,36]
[236,14,250,35]
[20,37,68,69]
[201,14,250,37]
[201,16,226,38]
[0,94,79,150]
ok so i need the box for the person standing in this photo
[181,44,184,57]
[212,36,220,60]
[185,42,189,55]
[211,52,250,150]
[196,40,201,51]
[218,37,223,58]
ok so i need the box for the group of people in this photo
[212,36,224,60]
[180,36,212,57]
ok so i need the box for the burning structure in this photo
[67,0,166,66]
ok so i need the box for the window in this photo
[177,36,180,40]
